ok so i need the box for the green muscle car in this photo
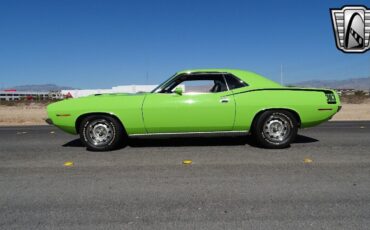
[46,69,341,151]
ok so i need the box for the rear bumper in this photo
[45,118,53,125]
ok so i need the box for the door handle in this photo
[220,97,229,103]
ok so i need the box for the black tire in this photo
[253,110,298,149]
[79,115,126,151]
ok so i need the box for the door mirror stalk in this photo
[174,87,183,95]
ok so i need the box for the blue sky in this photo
[0,0,369,89]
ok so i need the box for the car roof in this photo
[177,69,281,88]
[177,68,246,74]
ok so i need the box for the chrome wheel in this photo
[86,119,114,146]
[262,114,291,143]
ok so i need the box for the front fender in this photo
[47,94,147,135]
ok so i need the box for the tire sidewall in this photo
[79,115,123,151]
[255,110,298,148]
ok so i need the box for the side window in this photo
[181,80,215,93]
[183,75,228,94]
[225,74,247,90]
[159,74,228,93]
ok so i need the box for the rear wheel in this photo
[79,115,126,151]
[253,110,298,149]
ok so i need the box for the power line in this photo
[280,64,284,85]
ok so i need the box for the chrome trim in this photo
[185,72,229,75]
[222,74,230,91]
[129,130,249,137]
[220,97,229,103]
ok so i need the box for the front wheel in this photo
[253,110,298,149]
[79,115,126,151]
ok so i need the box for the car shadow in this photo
[128,136,253,147]
[62,134,318,149]
[63,138,85,147]
[294,134,319,144]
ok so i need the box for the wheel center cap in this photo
[269,121,283,134]
[93,125,109,139]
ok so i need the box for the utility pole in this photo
[280,64,284,85]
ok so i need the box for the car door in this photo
[142,73,235,133]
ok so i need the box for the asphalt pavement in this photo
[0,121,369,229]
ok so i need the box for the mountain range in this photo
[2,77,370,91]
[292,77,370,90]
[0,84,76,92]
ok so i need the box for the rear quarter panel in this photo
[232,89,340,130]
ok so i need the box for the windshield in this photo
[150,73,178,93]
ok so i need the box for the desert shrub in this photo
[0,99,63,106]
[340,91,369,104]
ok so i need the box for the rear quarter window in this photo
[225,74,248,90]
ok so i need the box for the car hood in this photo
[87,92,149,97]
[48,92,149,113]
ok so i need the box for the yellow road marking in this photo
[64,161,74,167]
[183,160,192,165]
[303,158,313,164]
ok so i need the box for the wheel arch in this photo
[75,112,126,134]
[251,108,301,132]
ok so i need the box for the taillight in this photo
[324,91,336,104]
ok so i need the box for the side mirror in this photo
[174,87,183,95]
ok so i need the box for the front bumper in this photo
[45,118,53,125]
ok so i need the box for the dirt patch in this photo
[331,102,370,121]
[0,104,47,126]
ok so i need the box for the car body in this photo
[47,69,341,150]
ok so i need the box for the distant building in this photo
[0,84,186,101]
[60,85,157,98]
[0,90,61,101]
